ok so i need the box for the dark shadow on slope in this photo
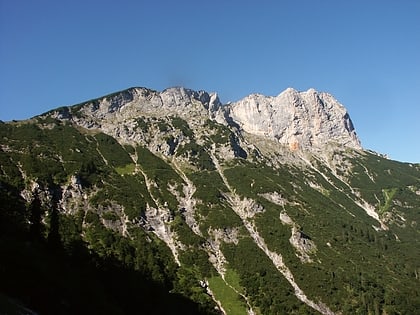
[0,181,217,315]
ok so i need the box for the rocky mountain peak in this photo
[160,87,221,111]
[52,86,222,127]
[226,88,361,151]
[48,86,361,153]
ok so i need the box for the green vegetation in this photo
[1,111,420,315]
[224,269,244,294]
[222,237,316,315]
[102,211,119,221]
[94,132,133,168]
[115,163,136,175]
[205,119,231,144]
[176,141,215,171]
[345,152,420,206]
[207,275,248,315]
[0,186,218,315]
[136,145,180,210]
[222,156,420,314]
[90,173,151,220]
[189,170,226,204]
[223,160,296,199]
[135,116,149,132]
[171,116,194,137]
[379,188,398,214]
[156,119,169,132]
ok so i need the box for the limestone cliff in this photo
[226,88,361,151]
[50,86,361,155]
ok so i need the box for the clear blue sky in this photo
[1,0,419,162]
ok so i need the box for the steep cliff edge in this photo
[226,87,361,151]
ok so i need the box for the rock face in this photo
[53,86,361,153]
[70,87,222,124]
[226,88,361,151]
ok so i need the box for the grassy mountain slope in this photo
[0,91,419,314]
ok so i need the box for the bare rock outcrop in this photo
[49,86,361,155]
[226,88,361,151]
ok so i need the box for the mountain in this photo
[0,86,419,315]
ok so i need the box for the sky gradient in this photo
[1,0,419,162]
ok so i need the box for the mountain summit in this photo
[49,86,361,154]
[227,88,361,151]
[1,86,419,315]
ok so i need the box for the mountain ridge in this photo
[1,86,419,314]
[41,86,361,154]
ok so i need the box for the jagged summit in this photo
[46,86,361,152]
[226,87,361,151]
